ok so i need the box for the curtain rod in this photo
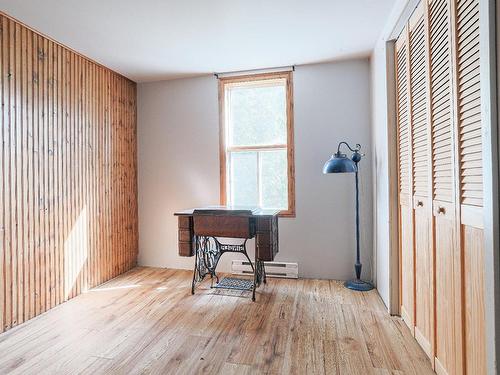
[214,65,295,79]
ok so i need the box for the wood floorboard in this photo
[0,267,434,375]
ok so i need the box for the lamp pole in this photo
[354,162,361,280]
[346,146,372,291]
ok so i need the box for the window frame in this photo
[218,71,295,217]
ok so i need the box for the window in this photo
[219,72,295,217]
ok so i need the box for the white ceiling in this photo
[0,0,396,82]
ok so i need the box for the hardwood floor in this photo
[0,267,434,374]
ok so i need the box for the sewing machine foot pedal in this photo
[214,277,254,291]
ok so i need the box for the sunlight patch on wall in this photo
[64,206,89,299]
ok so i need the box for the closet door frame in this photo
[385,39,401,316]
[481,0,499,373]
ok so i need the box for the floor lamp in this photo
[323,142,373,291]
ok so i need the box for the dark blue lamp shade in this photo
[323,152,358,174]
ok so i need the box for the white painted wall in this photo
[370,43,390,305]
[370,0,415,309]
[137,59,373,280]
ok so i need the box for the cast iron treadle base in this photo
[191,236,266,301]
[214,277,254,291]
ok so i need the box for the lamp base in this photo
[344,279,374,291]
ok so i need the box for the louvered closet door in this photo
[454,0,486,372]
[395,0,486,373]
[408,2,434,359]
[395,28,414,332]
[429,0,460,373]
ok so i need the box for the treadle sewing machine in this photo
[174,206,279,301]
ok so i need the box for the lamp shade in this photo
[322,153,357,173]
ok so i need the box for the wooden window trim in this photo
[218,71,295,217]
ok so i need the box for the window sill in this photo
[278,210,295,218]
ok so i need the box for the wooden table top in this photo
[174,205,281,217]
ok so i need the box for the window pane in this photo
[228,82,287,146]
[230,151,258,207]
[260,149,288,209]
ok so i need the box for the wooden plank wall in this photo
[0,13,138,333]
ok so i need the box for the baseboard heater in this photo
[231,260,298,279]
